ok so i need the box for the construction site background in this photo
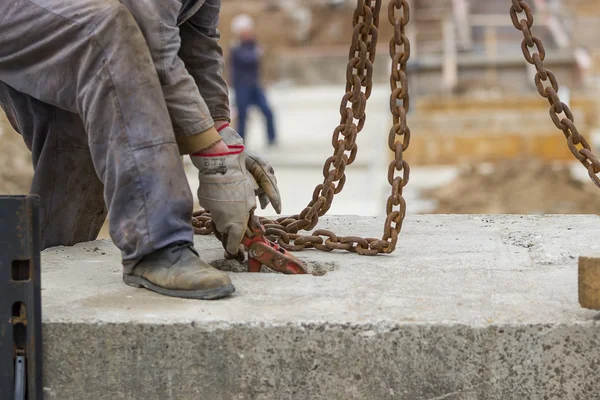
[2,0,600,216]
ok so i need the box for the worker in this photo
[230,14,278,146]
[0,0,281,300]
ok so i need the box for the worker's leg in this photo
[235,86,251,140]
[0,0,193,262]
[254,86,277,145]
[0,82,106,249]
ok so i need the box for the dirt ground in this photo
[0,118,32,195]
[220,1,374,49]
[425,158,600,214]
[219,1,391,82]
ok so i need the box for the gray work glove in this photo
[218,125,282,214]
[192,145,256,255]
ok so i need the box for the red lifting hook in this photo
[241,215,308,274]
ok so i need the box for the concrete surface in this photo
[42,215,600,400]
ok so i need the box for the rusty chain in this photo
[193,0,600,256]
[193,0,412,255]
[510,0,600,187]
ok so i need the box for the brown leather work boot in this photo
[123,241,235,300]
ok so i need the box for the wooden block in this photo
[579,256,600,310]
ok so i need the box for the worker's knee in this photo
[91,3,138,35]
[89,4,148,55]
[87,3,156,82]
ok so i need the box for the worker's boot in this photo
[123,241,235,300]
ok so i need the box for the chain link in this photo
[384,0,411,254]
[510,0,600,187]
[192,0,412,255]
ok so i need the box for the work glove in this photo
[218,125,282,214]
[192,145,256,255]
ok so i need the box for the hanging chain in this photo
[193,0,412,255]
[510,0,600,187]
[385,0,411,253]
[194,0,600,256]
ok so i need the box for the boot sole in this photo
[123,274,235,300]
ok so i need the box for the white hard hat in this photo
[231,14,255,35]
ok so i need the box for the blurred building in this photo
[221,0,596,93]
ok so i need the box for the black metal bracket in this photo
[0,196,43,400]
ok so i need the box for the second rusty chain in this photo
[510,0,600,187]
[193,0,412,255]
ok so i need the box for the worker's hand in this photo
[192,141,256,255]
[217,124,282,214]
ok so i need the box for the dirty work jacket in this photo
[122,0,231,153]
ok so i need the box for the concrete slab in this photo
[41,215,600,400]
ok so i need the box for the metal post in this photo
[484,25,498,83]
[0,195,43,400]
[442,17,458,94]
[452,0,472,50]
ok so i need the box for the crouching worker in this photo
[0,0,281,300]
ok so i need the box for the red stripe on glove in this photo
[192,145,244,157]
[216,123,230,133]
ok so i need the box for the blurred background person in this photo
[230,14,277,147]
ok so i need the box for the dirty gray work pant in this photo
[0,0,195,264]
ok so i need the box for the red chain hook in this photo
[240,215,308,274]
